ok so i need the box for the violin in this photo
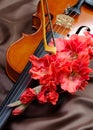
[6,0,93,82]
[0,0,93,128]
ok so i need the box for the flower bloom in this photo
[83,31,93,58]
[37,82,59,105]
[9,32,93,115]
[20,88,36,104]
[12,107,24,116]
[60,54,92,93]
[29,33,93,95]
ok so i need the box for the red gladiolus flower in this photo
[29,34,93,94]
[60,54,92,93]
[49,34,89,54]
[9,32,93,116]
[83,31,93,59]
[29,54,57,80]
[20,88,36,104]
[12,107,24,116]
[37,82,59,105]
[88,46,93,58]
[49,38,66,52]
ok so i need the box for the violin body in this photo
[6,0,93,82]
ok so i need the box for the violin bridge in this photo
[56,14,74,28]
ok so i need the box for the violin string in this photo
[57,13,78,35]
[52,11,78,36]
[54,11,77,33]
[56,14,78,35]
[53,12,78,36]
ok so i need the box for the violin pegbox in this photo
[64,0,85,15]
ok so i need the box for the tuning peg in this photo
[64,5,71,15]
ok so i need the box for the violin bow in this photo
[40,0,56,54]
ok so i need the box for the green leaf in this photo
[7,100,22,107]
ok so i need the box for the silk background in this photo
[0,0,93,130]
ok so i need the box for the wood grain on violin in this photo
[6,0,93,82]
